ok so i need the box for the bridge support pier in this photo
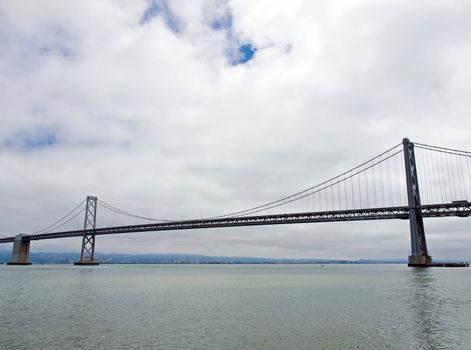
[75,196,99,266]
[408,255,432,266]
[7,234,31,265]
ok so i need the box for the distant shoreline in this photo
[3,250,468,265]
[0,249,414,264]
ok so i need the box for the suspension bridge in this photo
[1,138,470,267]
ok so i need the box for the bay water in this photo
[1,264,470,349]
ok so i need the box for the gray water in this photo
[0,264,470,350]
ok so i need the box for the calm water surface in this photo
[0,264,470,349]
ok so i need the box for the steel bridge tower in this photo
[74,196,99,265]
[403,138,432,266]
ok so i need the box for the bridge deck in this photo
[0,203,469,244]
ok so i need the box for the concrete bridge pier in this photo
[7,234,31,265]
[408,254,432,266]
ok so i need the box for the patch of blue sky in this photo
[204,4,256,65]
[140,1,255,65]
[231,44,257,65]
[3,128,58,151]
[140,0,180,32]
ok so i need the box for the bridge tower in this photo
[7,234,31,265]
[403,138,432,267]
[74,196,99,266]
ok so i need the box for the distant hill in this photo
[0,250,409,264]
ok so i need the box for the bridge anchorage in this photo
[1,138,469,267]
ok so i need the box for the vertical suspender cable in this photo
[445,151,457,200]
[386,154,394,206]
[455,153,465,200]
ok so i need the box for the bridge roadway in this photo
[1,202,470,244]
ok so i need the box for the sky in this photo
[1,0,471,260]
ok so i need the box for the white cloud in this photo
[1,0,471,259]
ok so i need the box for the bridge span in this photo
[1,138,470,267]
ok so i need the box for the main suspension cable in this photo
[209,143,402,218]
[34,199,87,234]
[97,200,174,222]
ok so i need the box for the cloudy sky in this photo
[1,0,471,260]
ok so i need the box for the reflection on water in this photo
[407,269,447,350]
[407,268,464,350]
